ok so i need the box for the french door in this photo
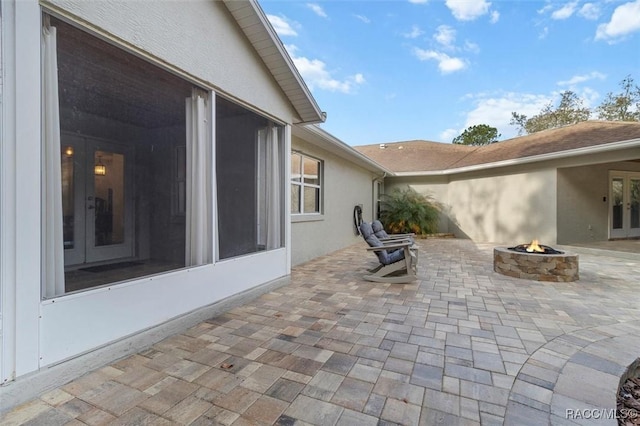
[62,133,134,266]
[610,171,640,239]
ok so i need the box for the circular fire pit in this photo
[494,245,579,282]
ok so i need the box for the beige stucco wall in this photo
[446,169,558,244]
[387,166,558,245]
[386,145,640,246]
[385,176,450,233]
[45,0,294,123]
[291,137,379,266]
[558,160,640,244]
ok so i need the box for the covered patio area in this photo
[3,239,640,425]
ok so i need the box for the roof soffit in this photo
[293,125,391,174]
[222,0,325,124]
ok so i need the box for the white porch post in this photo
[2,0,43,380]
[284,124,292,273]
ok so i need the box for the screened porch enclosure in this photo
[44,15,286,298]
[216,97,285,261]
[46,16,201,296]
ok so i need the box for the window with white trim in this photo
[291,152,322,214]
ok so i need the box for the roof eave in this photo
[392,137,640,177]
[222,0,325,124]
[293,125,392,174]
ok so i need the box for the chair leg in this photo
[363,257,417,283]
[367,264,383,273]
[409,249,418,273]
[362,273,417,284]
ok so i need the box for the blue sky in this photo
[260,0,640,145]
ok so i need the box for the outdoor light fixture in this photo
[94,156,106,176]
[64,146,74,157]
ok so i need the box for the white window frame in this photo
[291,152,322,216]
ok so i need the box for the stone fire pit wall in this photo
[494,247,579,282]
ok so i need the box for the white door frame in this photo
[62,132,134,266]
[609,170,640,239]
[85,138,134,263]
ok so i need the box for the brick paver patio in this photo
[3,239,640,425]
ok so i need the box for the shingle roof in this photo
[354,121,640,174]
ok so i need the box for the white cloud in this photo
[404,25,424,39]
[440,128,459,142]
[267,15,298,37]
[464,41,480,54]
[434,25,456,47]
[551,1,578,20]
[445,0,491,21]
[490,10,500,23]
[596,0,640,42]
[462,92,552,139]
[539,26,549,39]
[557,71,606,86]
[307,3,328,18]
[539,83,601,109]
[579,87,600,108]
[355,14,371,24]
[408,0,429,4]
[537,4,554,14]
[413,48,467,74]
[285,44,365,94]
[578,3,601,20]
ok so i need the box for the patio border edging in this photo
[505,320,640,425]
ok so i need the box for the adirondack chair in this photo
[359,222,418,283]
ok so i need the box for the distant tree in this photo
[452,124,501,146]
[595,75,640,121]
[510,90,591,135]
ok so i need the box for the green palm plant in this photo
[379,187,441,235]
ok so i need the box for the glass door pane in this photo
[85,142,133,264]
[93,150,125,246]
[612,178,623,230]
[631,178,640,230]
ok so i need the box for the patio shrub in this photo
[379,187,441,235]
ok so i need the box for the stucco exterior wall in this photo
[558,160,640,244]
[385,176,450,233]
[291,137,379,266]
[44,0,293,122]
[386,167,558,245]
[385,145,640,246]
[446,168,558,244]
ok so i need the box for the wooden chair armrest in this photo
[366,242,412,251]
[380,238,412,245]
[380,236,414,243]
